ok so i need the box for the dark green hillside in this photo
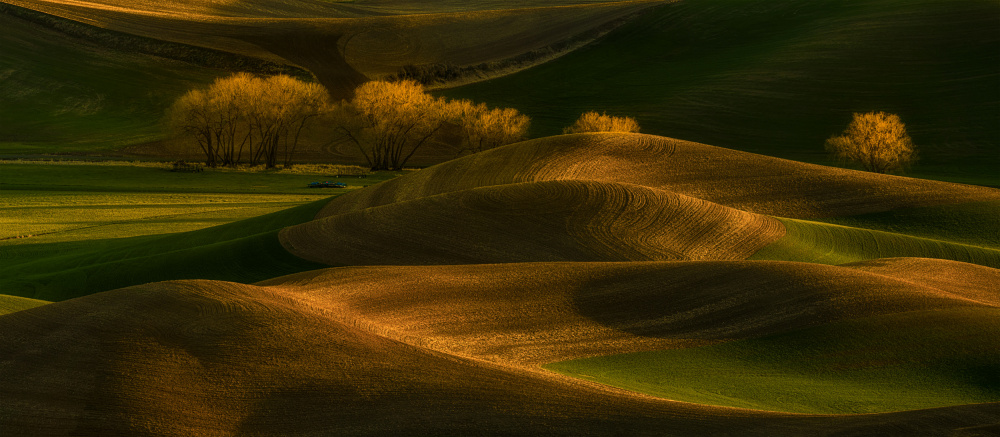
[442,0,1000,185]
[0,11,221,153]
[0,199,329,301]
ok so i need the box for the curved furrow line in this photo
[316,133,999,220]
[281,180,784,266]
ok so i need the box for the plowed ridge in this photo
[317,133,1000,219]
[281,180,783,266]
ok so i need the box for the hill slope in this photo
[265,259,999,366]
[442,0,1000,184]
[0,294,48,315]
[281,180,783,266]
[6,0,659,97]
[0,10,224,153]
[315,133,1000,219]
[750,218,1000,268]
[0,198,330,301]
[546,307,1000,414]
[2,265,998,434]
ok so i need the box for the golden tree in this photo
[825,111,916,174]
[168,73,329,168]
[563,111,640,134]
[448,99,530,155]
[338,80,447,171]
[168,89,219,167]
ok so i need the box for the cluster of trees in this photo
[168,73,328,168]
[563,111,640,134]
[335,80,531,170]
[170,76,530,170]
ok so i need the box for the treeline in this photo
[169,76,531,170]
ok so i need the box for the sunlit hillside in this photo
[1,0,998,435]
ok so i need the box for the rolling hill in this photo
[6,133,998,302]
[1,261,997,434]
[4,0,659,96]
[442,0,1000,185]
[280,180,784,266]
[0,8,225,153]
[263,259,1000,366]
[0,0,657,155]
[313,133,1000,219]
[2,0,998,429]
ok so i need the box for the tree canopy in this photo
[563,111,640,134]
[168,73,328,168]
[825,112,916,174]
[336,81,530,170]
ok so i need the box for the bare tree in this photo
[563,111,640,134]
[825,111,916,174]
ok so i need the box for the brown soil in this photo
[1,260,997,435]
[280,180,784,266]
[316,133,1000,219]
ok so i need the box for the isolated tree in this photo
[825,111,916,174]
[337,80,447,171]
[448,99,530,155]
[563,111,640,134]
[168,73,329,168]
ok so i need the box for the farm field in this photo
[1,0,999,435]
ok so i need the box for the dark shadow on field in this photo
[568,261,958,341]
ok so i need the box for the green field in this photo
[0,197,330,301]
[0,162,404,301]
[0,162,388,242]
[442,0,1000,185]
[750,216,1000,268]
[815,201,1000,250]
[545,308,1000,414]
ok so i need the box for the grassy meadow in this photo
[0,161,402,301]
[0,162,382,242]
[1,0,999,434]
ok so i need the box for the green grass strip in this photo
[815,201,1000,250]
[750,217,1000,268]
[0,199,331,301]
[545,308,1000,414]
